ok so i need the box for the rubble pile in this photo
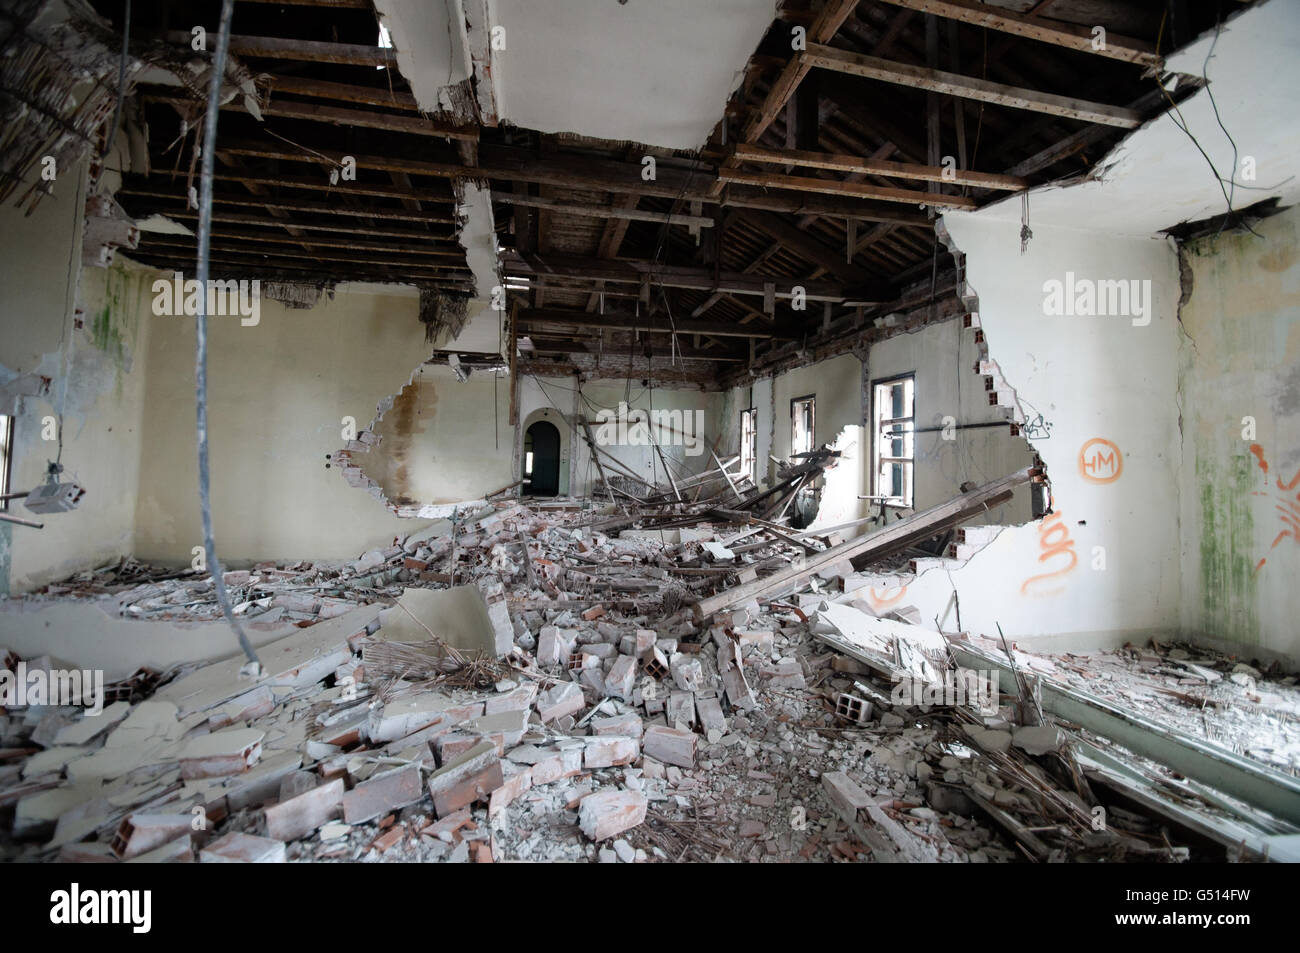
[3,480,1297,863]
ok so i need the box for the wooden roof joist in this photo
[143,208,457,242]
[719,167,977,209]
[204,230,466,258]
[802,43,1144,129]
[517,308,786,340]
[214,141,930,224]
[162,33,398,68]
[155,168,458,205]
[262,76,420,111]
[732,143,1028,191]
[523,339,747,363]
[502,252,894,303]
[871,0,1163,70]
[143,93,476,141]
[492,193,714,229]
[119,186,458,225]
[130,250,475,290]
[138,237,474,274]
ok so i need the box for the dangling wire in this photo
[195,0,260,670]
[1019,191,1033,255]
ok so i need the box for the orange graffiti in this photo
[1247,444,1300,572]
[1020,510,1078,596]
[1079,438,1123,484]
[868,584,908,608]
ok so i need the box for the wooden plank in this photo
[145,208,457,241]
[872,0,1162,69]
[213,140,930,224]
[517,308,781,340]
[137,237,471,274]
[692,467,1036,618]
[502,253,886,302]
[492,193,713,228]
[733,209,871,282]
[212,34,398,67]
[207,231,464,258]
[144,93,476,140]
[118,187,457,224]
[152,168,457,205]
[802,43,1143,128]
[718,167,977,210]
[263,75,420,110]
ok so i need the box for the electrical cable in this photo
[195,0,259,670]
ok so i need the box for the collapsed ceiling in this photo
[8,0,1257,386]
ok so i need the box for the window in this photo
[0,414,11,512]
[873,376,914,507]
[739,408,757,481]
[790,395,815,457]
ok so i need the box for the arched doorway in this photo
[524,420,561,496]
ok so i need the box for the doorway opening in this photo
[523,420,561,496]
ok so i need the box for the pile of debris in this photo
[3,469,1297,863]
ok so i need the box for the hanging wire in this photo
[195,0,260,670]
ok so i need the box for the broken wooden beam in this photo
[693,467,1037,618]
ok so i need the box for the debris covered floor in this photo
[4,494,1296,864]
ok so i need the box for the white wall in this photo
[922,215,1184,647]
[0,161,154,594]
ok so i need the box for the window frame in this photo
[790,394,816,458]
[0,414,12,513]
[739,407,757,482]
[871,374,915,508]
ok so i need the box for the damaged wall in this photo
[865,316,1037,525]
[1177,203,1300,660]
[910,216,1184,650]
[133,287,447,566]
[0,160,152,594]
[362,362,515,507]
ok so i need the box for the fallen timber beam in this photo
[692,466,1038,619]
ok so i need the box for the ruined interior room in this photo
[1,0,1298,874]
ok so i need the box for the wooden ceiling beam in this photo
[803,43,1143,128]
[119,186,457,225]
[143,93,475,140]
[262,75,420,111]
[719,167,977,209]
[517,308,784,340]
[734,143,1026,190]
[502,252,892,303]
[871,0,1162,69]
[163,32,398,67]
[493,193,714,228]
[151,168,457,205]
[136,207,456,242]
